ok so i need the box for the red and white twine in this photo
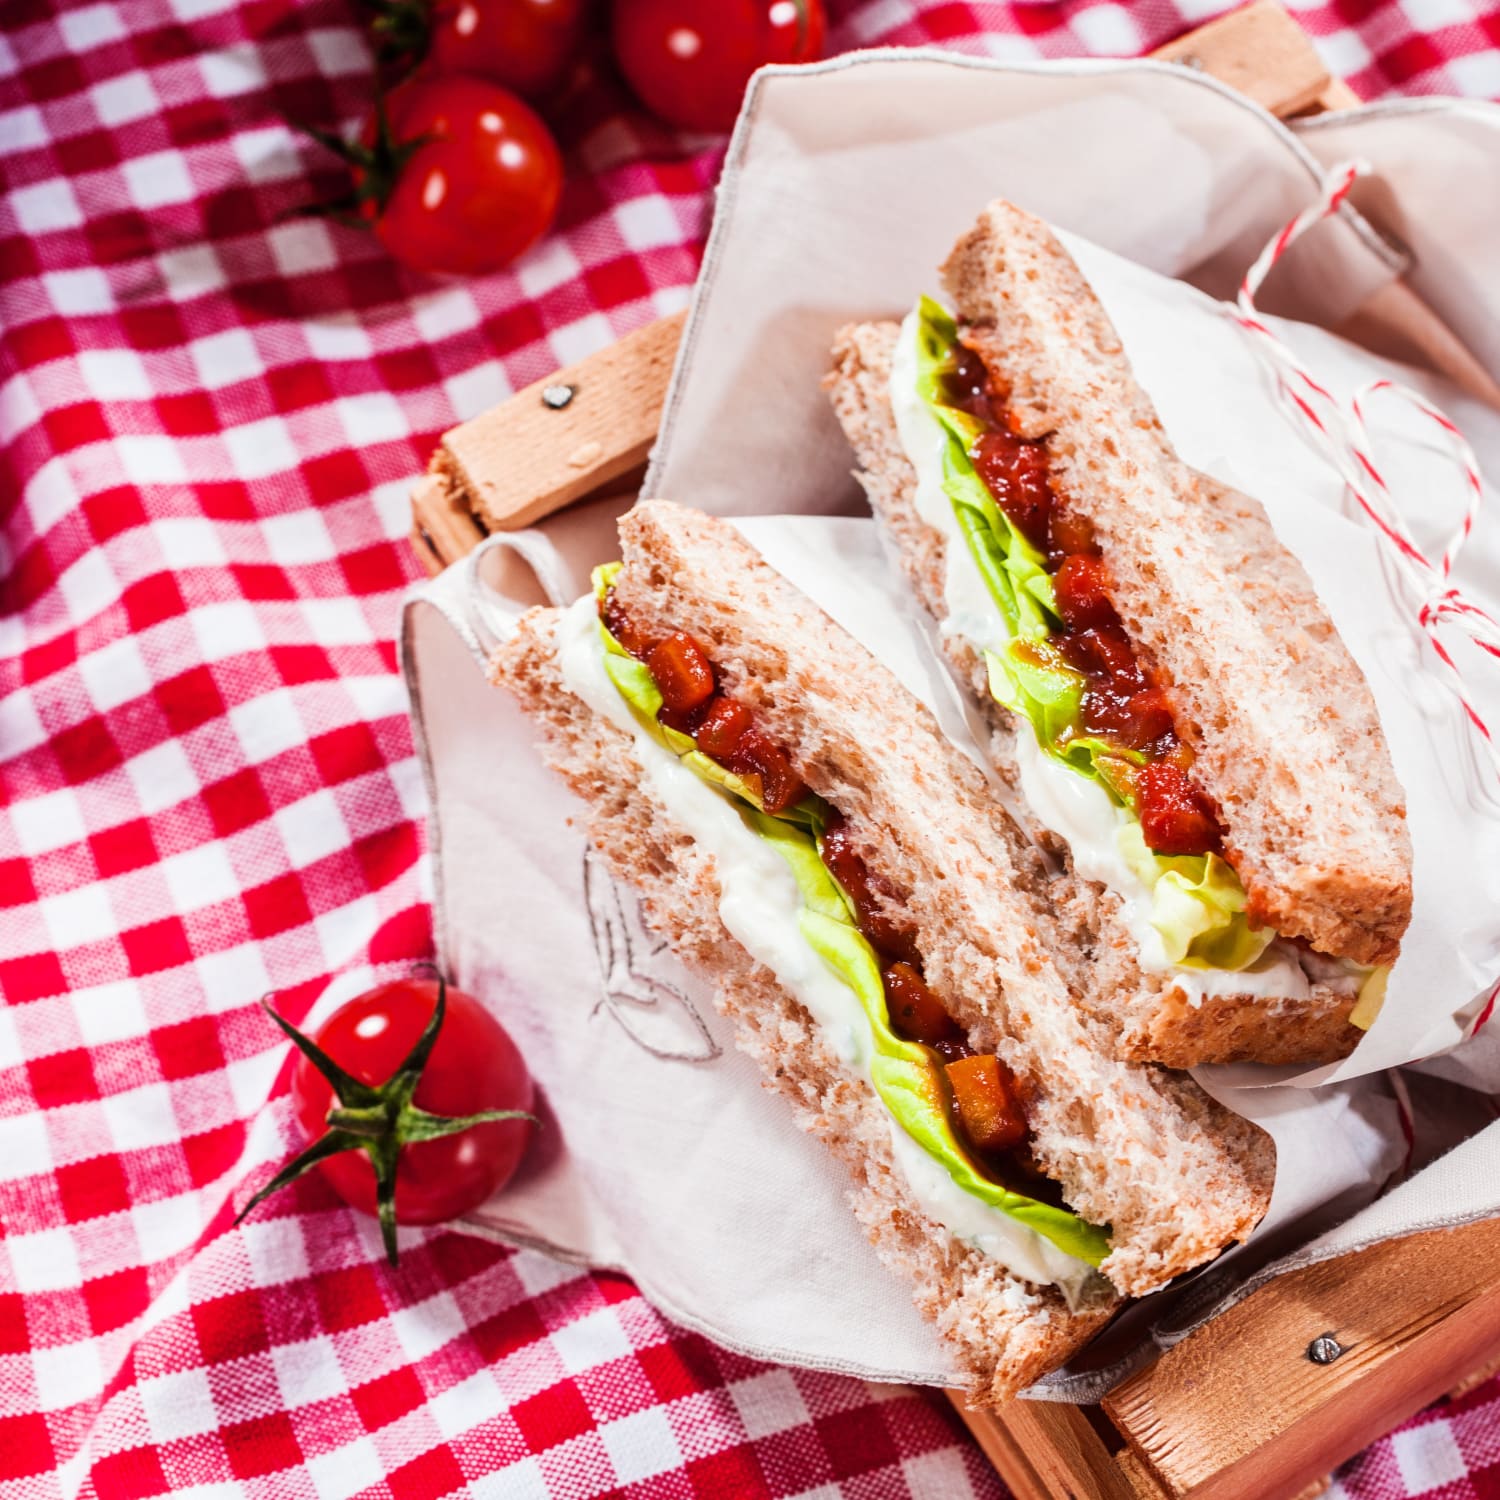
[1232,160,1500,791]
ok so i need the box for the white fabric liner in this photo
[401,52,1500,1399]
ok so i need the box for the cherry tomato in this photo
[292,978,535,1226]
[611,0,826,133]
[646,631,716,713]
[360,73,562,276]
[428,0,589,101]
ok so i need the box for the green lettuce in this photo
[1117,825,1273,970]
[1349,964,1389,1031]
[909,300,1274,976]
[756,813,1111,1268]
[984,640,1084,749]
[589,566,1109,1268]
[912,297,1056,640]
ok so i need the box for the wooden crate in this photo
[410,6,1500,1493]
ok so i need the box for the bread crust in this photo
[493,609,1114,1404]
[937,201,1411,967]
[826,318,1363,1068]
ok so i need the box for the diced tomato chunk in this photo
[1123,688,1176,747]
[729,728,804,814]
[694,695,753,759]
[972,428,1053,553]
[820,816,921,966]
[1138,761,1223,856]
[1053,554,1116,631]
[602,591,653,657]
[946,1054,1028,1154]
[1059,624,1142,685]
[1048,507,1098,560]
[816,822,918,960]
[932,1035,976,1063]
[883,962,958,1046]
[940,343,994,420]
[656,703,701,736]
[647,632,715,714]
[1084,685,1176,751]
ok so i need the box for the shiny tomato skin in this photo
[365,74,562,276]
[611,0,827,133]
[292,979,535,1226]
[693,695,753,758]
[429,0,588,101]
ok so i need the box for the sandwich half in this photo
[492,499,1273,1402]
[826,200,1412,1068]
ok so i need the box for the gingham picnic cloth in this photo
[3,1,1500,1496]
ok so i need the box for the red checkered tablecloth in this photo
[2,2,1499,1495]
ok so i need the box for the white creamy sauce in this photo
[886,1122,1098,1308]
[889,310,1320,1007]
[555,596,1096,1300]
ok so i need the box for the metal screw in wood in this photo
[1308,1333,1346,1365]
[542,383,576,410]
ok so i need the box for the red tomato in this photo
[428,0,588,101]
[360,74,562,276]
[292,979,535,1226]
[611,0,826,133]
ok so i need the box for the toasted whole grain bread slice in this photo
[491,503,1274,1373]
[826,318,1364,1067]
[938,201,1411,969]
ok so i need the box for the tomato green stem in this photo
[237,976,536,1266]
[294,88,433,229]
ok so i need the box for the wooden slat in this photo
[1151,0,1332,117]
[949,1391,1061,1500]
[1102,1218,1500,1499]
[410,473,484,577]
[1118,1449,1176,1498]
[1448,1349,1500,1402]
[434,311,685,534]
[954,1391,1166,1500]
[998,1401,1146,1499]
[1317,77,1361,111]
[1336,280,1500,409]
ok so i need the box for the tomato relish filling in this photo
[942,343,1223,859]
[600,588,1036,1173]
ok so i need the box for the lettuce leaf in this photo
[985,641,1084,749]
[1117,824,1273,970]
[912,297,1056,642]
[589,573,1109,1269]
[592,563,777,814]
[1349,965,1389,1031]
